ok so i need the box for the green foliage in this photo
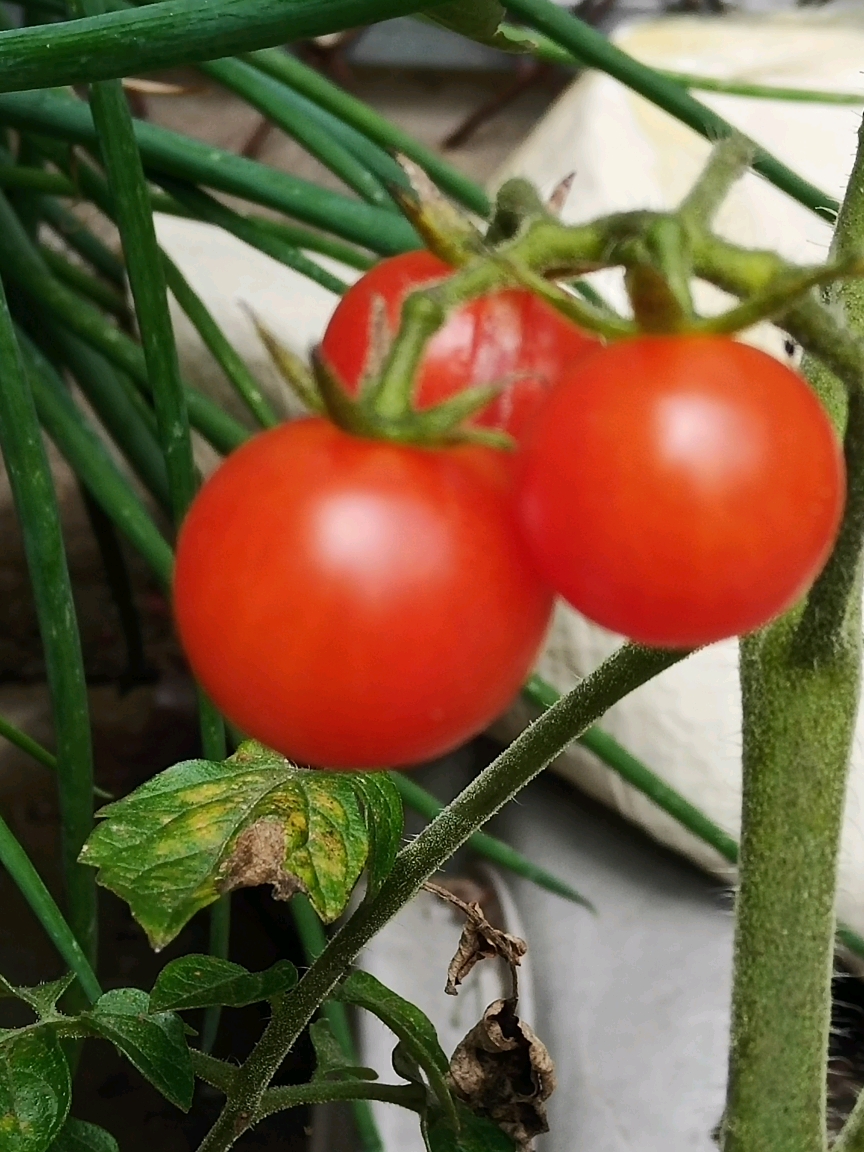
[424,1103,516,1152]
[86,989,194,1111]
[49,1119,118,1152]
[149,955,297,1013]
[336,970,456,1127]
[0,1032,71,1152]
[309,1019,378,1082]
[80,742,404,948]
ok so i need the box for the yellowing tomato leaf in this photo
[49,1119,119,1152]
[79,742,403,949]
[0,1030,71,1152]
[149,955,297,1013]
[84,989,193,1111]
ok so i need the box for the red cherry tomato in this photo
[320,250,599,441]
[174,418,553,768]
[515,335,845,648]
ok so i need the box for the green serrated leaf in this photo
[49,1118,118,1152]
[310,1019,378,1082]
[352,774,403,899]
[425,1103,516,1152]
[336,971,456,1128]
[84,989,194,1111]
[418,1,506,47]
[0,1030,71,1152]
[149,955,297,1013]
[80,742,395,948]
[0,975,76,1021]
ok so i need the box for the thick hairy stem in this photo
[197,644,687,1152]
[725,613,860,1152]
[724,115,864,1152]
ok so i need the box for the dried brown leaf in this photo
[449,998,555,1151]
[423,882,527,996]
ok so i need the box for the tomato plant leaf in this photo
[0,1030,71,1152]
[418,1,506,47]
[351,773,403,899]
[83,989,194,1111]
[80,742,399,948]
[49,1118,118,1152]
[336,971,457,1127]
[310,1019,378,1082]
[0,975,76,1022]
[425,1103,516,1152]
[149,955,297,1013]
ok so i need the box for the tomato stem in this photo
[724,117,864,1152]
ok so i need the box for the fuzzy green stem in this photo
[197,644,687,1152]
[723,114,864,1152]
[391,770,596,906]
[679,136,755,228]
[726,615,859,1152]
[255,1078,425,1121]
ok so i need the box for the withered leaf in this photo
[424,882,527,995]
[448,998,555,1152]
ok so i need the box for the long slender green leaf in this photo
[33,322,171,512]
[0,192,248,455]
[0,815,100,1003]
[0,0,432,93]
[247,48,490,217]
[81,74,197,519]
[16,330,174,587]
[0,714,57,772]
[0,89,420,254]
[237,58,411,194]
[200,58,396,211]
[39,197,126,288]
[156,178,349,295]
[162,252,279,430]
[242,215,376,272]
[0,249,96,969]
[503,0,838,222]
[39,245,128,320]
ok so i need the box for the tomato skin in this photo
[174,418,553,768]
[320,250,599,441]
[515,335,845,648]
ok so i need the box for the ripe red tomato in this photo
[174,418,553,768]
[515,335,845,648]
[320,250,599,441]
